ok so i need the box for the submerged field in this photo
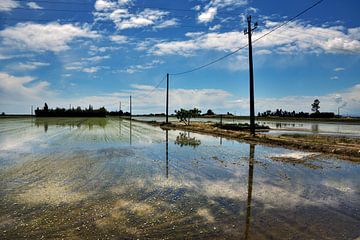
[0,117,359,239]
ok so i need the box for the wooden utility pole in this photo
[166,73,169,124]
[244,15,257,136]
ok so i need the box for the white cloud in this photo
[94,0,118,11]
[193,5,201,11]
[150,22,360,56]
[231,84,360,115]
[0,72,51,105]
[255,49,272,55]
[120,59,163,74]
[198,7,217,23]
[110,35,128,44]
[81,55,110,62]
[93,1,171,30]
[0,53,33,60]
[0,0,19,12]
[209,24,221,31]
[110,8,168,30]
[197,0,248,23]
[330,76,339,80]
[246,7,258,13]
[82,67,100,73]
[334,67,345,72]
[0,22,99,52]
[27,2,43,9]
[153,18,178,29]
[8,61,50,71]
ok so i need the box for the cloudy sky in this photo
[0,0,359,115]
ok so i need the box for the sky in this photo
[0,0,359,115]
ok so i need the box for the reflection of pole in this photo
[166,129,169,178]
[166,73,169,124]
[119,117,121,135]
[129,119,132,145]
[220,136,223,145]
[244,144,255,240]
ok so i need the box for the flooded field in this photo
[0,117,359,239]
[134,116,360,137]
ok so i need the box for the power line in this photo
[11,1,247,16]
[169,0,324,76]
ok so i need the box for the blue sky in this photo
[0,0,359,115]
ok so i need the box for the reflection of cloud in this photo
[15,182,86,205]
[197,208,215,223]
[321,180,355,193]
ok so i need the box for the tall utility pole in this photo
[129,95,132,119]
[244,15,257,136]
[166,73,169,124]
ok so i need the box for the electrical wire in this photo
[169,0,324,76]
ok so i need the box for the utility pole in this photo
[31,105,33,116]
[166,73,169,124]
[244,15,257,136]
[129,95,132,119]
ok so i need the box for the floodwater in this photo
[134,116,360,137]
[0,117,359,239]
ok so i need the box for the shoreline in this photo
[132,118,360,162]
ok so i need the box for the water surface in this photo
[0,117,359,239]
[134,116,360,137]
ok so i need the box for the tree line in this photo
[35,103,130,117]
[258,99,335,118]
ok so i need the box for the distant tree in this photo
[311,99,320,113]
[206,109,215,115]
[175,108,201,125]
[1,112,5,116]
[44,103,49,112]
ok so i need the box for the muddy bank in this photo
[131,119,360,161]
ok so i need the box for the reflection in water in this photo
[1,118,360,239]
[175,132,201,148]
[129,119,132,145]
[311,124,319,132]
[244,144,255,240]
[165,130,169,178]
[35,118,108,132]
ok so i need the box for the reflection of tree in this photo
[174,132,201,148]
[35,118,108,132]
[244,144,255,240]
